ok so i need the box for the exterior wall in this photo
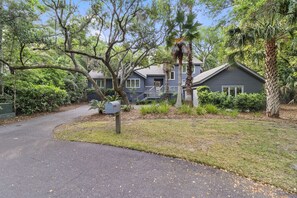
[195,66,264,93]
[88,78,113,89]
[169,64,201,87]
[0,103,15,119]
[124,72,145,102]
[145,76,165,87]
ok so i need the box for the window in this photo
[96,79,105,88]
[182,64,195,74]
[126,78,140,88]
[222,85,244,96]
[168,71,175,80]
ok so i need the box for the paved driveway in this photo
[0,105,295,198]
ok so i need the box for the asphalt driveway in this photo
[0,105,295,198]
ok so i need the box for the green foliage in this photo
[196,106,207,115]
[234,93,266,111]
[178,104,193,115]
[198,91,232,108]
[105,95,121,102]
[197,86,210,93]
[140,103,170,115]
[198,90,266,112]
[121,105,132,112]
[89,100,106,114]
[15,85,67,114]
[203,104,219,114]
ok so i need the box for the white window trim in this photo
[182,64,195,74]
[222,85,244,96]
[168,71,175,80]
[126,78,141,88]
[97,79,106,88]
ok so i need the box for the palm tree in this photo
[183,4,200,106]
[228,0,297,117]
[172,39,188,107]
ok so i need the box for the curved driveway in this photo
[0,105,295,198]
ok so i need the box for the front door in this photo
[154,79,163,96]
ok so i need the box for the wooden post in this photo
[115,112,121,134]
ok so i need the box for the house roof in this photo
[89,70,106,78]
[89,58,203,79]
[192,62,265,86]
[135,65,165,79]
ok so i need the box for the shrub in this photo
[198,90,266,112]
[197,86,210,93]
[198,91,229,108]
[203,104,219,114]
[234,93,266,111]
[140,103,170,115]
[89,100,106,114]
[196,106,207,115]
[178,104,193,115]
[16,85,67,114]
[121,105,132,112]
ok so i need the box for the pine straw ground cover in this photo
[54,105,297,193]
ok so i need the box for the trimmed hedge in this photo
[16,85,67,114]
[198,89,266,112]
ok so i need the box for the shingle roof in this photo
[135,65,165,78]
[192,62,265,85]
[89,58,203,79]
[192,64,229,85]
[89,70,106,78]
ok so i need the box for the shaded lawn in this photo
[54,118,297,193]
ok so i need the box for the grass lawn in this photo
[55,118,297,193]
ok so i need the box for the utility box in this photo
[104,101,121,114]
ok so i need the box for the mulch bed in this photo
[79,104,297,125]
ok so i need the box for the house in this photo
[88,58,203,102]
[192,62,265,96]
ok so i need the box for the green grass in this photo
[55,118,297,193]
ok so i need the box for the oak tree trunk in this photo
[265,39,280,117]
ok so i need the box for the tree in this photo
[165,0,200,107]
[193,27,222,70]
[227,0,297,117]
[172,40,188,107]
[41,0,165,105]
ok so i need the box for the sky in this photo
[67,0,222,27]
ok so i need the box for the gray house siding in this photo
[145,76,165,87]
[195,66,264,93]
[124,72,146,101]
[169,64,201,87]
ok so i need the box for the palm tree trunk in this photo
[175,57,183,107]
[265,38,280,117]
[185,40,193,106]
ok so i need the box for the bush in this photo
[140,103,170,115]
[121,105,133,112]
[178,104,193,115]
[203,104,219,114]
[16,85,67,114]
[197,86,210,93]
[198,91,230,108]
[234,93,266,111]
[198,90,266,112]
[196,106,207,115]
[89,100,106,114]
